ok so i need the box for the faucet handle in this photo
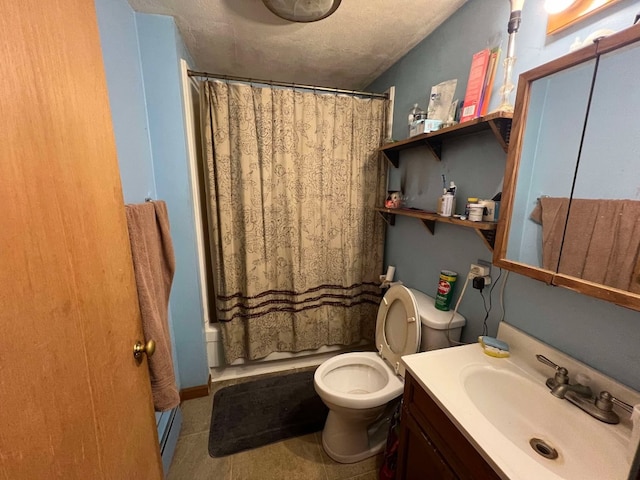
[599,391,634,414]
[536,354,561,370]
[593,391,622,424]
[536,354,569,384]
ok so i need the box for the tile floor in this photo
[168,370,383,480]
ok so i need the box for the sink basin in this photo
[402,323,639,480]
[461,363,628,479]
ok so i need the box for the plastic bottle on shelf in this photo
[447,182,457,215]
[465,197,479,217]
[440,193,454,217]
[408,103,425,137]
[468,204,484,221]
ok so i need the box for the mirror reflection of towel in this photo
[530,197,569,272]
[532,197,640,293]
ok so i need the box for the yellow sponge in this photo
[478,336,510,358]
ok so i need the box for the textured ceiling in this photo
[127,0,467,90]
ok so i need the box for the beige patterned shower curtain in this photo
[201,80,388,363]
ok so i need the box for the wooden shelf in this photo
[378,111,513,167]
[375,207,497,252]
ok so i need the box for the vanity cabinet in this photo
[397,372,501,480]
[494,23,640,311]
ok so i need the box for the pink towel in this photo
[560,199,640,293]
[125,201,180,411]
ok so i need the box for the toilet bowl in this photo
[313,284,465,463]
[314,351,403,463]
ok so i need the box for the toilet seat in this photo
[314,352,404,409]
[375,285,421,377]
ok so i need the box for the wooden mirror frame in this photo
[493,23,640,312]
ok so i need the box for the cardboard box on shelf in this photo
[409,118,443,137]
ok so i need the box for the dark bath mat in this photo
[208,370,328,457]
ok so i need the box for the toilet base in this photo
[320,403,394,464]
[322,428,387,464]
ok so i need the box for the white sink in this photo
[402,323,639,480]
[462,363,628,479]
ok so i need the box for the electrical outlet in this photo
[469,263,490,277]
[477,259,492,269]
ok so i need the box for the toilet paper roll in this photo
[385,265,396,282]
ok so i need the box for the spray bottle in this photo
[439,181,457,217]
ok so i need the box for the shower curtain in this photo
[202,80,388,363]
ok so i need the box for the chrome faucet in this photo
[536,354,592,397]
[535,354,633,424]
[549,381,593,399]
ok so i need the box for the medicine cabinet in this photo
[493,24,640,311]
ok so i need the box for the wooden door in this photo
[0,1,163,478]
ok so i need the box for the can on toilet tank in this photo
[435,270,457,311]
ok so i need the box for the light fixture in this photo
[262,0,342,23]
[496,0,526,113]
[544,0,578,14]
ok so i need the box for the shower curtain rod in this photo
[187,70,388,99]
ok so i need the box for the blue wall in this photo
[368,0,640,390]
[135,13,209,389]
[95,0,208,389]
[94,0,155,204]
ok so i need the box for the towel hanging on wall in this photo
[125,200,180,411]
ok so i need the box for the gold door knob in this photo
[133,339,156,359]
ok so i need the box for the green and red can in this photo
[435,270,457,311]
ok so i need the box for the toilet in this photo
[313,284,465,463]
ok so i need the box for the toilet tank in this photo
[409,288,466,351]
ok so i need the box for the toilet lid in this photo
[375,285,421,377]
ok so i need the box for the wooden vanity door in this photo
[399,414,457,479]
[0,1,163,478]
[397,373,502,480]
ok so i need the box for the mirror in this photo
[556,39,640,297]
[504,59,596,271]
[494,24,640,311]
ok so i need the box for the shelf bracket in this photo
[475,229,496,252]
[424,140,442,162]
[377,210,396,226]
[382,151,399,168]
[420,219,435,235]
[487,118,512,153]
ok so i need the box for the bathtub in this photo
[205,322,371,382]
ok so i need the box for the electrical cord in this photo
[479,289,489,336]
[444,267,507,346]
[446,272,473,346]
[479,266,503,336]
